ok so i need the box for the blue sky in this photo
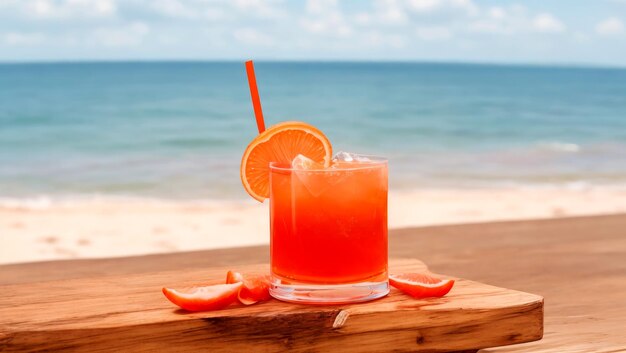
[1,0,625,66]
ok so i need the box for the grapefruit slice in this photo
[389,273,455,299]
[240,121,332,202]
[162,283,242,312]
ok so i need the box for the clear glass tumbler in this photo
[268,156,388,304]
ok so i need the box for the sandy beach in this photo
[3,3,626,351]
[2,186,625,265]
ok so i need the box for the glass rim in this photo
[269,153,387,172]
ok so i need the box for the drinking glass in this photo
[269,156,388,304]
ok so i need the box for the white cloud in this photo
[353,12,371,26]
[415,26,453,40]
[2,32,44,45]
[24,0,116,19]
[595,17,624,36]
[407,0,477,16]
[468,20,503,34]
[488,7,505,20]
[232,0,285,19]
[94,22,149,47]
[375,0,408,25]
[305,0,336,15]
[300,0,353,37]
[300,15,352,37]
[91,0,115,16]
[467,6,507,33]
[407,0,440,13]
[0,0,625,65]
[149,0,285,21]
[149,0,224,20]
[29,0,52,16]
[365,31,406,48]
[532,13,565,33]
[151,0,197,19]
[345,0,409,27]
[469,7,566,35]
[449,0,478,16]
[233,28,274,46]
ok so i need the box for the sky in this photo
[1,0,626,66]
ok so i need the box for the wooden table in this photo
[1,214,625,352]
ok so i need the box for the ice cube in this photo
[333,151,372,163]
[292,154,347,197]
[292,154,324,170]
[334,151,354,162]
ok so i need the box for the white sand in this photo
[1,187,626,265]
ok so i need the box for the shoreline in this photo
[2,187,625,265]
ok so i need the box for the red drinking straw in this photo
[245,60,266,134]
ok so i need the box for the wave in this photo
[0,196,53,210]
[0,194,260,210]
[5,181,626,211]
[536,141,581,153]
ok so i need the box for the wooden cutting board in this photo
[0,258,543,352]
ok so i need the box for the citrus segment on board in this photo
[162,283,242,312]
[389,273,455,299]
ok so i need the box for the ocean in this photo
[1,62,626,201]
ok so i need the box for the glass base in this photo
[270,278,389,304]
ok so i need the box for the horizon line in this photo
[1,58,626,70]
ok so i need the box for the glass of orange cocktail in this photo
[268,154,389,303]
[241,61,389,304]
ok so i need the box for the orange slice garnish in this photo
[240,121,332,202]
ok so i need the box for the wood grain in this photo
[2,214,624,352]
[0,258,542,353]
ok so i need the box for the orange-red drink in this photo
[241,63,387,304]
[269,155,389,304]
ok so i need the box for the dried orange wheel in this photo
[240,121,332,202]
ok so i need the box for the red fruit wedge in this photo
[162,283,242,312]
[238,275,271,305]
[389,273,455,299]
[225,271,271,305]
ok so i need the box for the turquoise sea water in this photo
[1,62,625,200]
